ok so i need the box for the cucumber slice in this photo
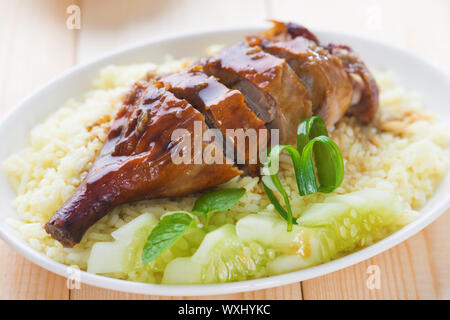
[195,224,269,283]
[236,214,326,274]
[146,227,206,274]
[238,189,409,275]
[90,188,411,282]
[162,224,270,284]
[192,224,236,264]
[162,257,202,284]
[236,214,312,255]
[294,203,350,227]
[298,189,403,229]
[267,236,324,275]
[236,214,286,246]
[88,213,205,277]
[326,188,402,216]
[298,188,407,256]
[88,213,157,274]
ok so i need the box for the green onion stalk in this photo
[261,116,344,231]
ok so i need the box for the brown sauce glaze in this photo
[201,42,312,145]
[248,30,354,129]
[158,69,268,175]
[45,83,241,247]
[254,20,378,125]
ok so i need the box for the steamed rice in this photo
[2,56,449,281]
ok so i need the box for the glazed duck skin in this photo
[158,69,267,175]
[201,42,312,145]
[258,21,379,125]
[326,43,379,124]
[45,82,241,247]
[248,23,354,128]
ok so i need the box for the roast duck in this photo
[45,21,379,247]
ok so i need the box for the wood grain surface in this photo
[0,0,448,300]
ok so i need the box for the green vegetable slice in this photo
[162,224,270,284]
[262,145,301,231]
[299,135,344,195]
[296,116,329,153]
[142,212,194,264]
[261,116,345,230]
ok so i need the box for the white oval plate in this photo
[0,25,449,296]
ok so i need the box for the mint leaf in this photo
[141,189,245,263]
[142,212,194,264]
[191,188,245,224]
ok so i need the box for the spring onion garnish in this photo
[262,116,344,231]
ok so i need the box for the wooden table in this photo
[1,0,449,300]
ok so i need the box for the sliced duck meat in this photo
[257,20,379,125]
[45,82,241,247]
[248,23,354,129]
[157,68,268,176]
[326,43,379,124]
[200,42,312,145]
